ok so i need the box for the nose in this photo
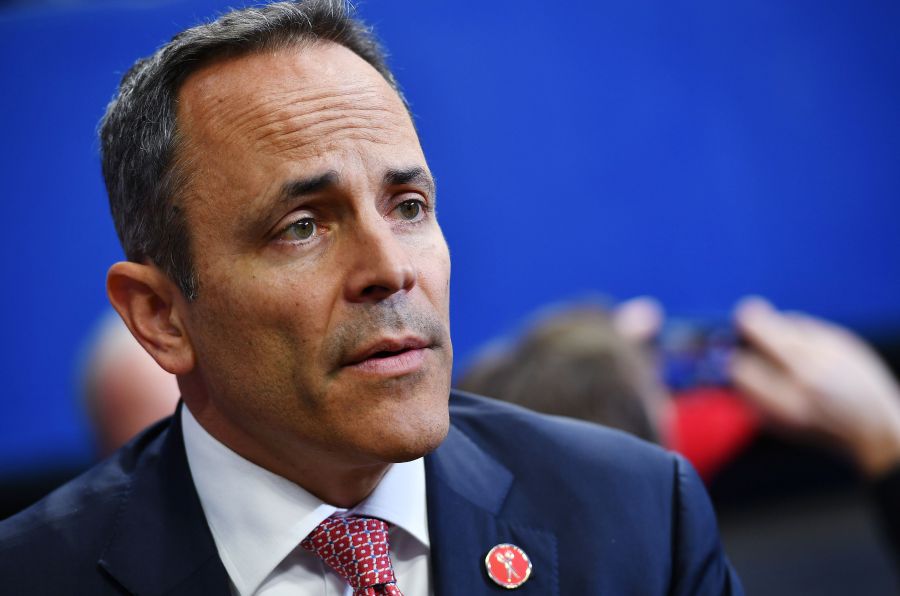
[343,216,417,304]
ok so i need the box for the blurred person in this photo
[458,304,666,443]
[82,311,180,457]
[0,1,741,594]
[459,299,759,481]
[732,297,900,564]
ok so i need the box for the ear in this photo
[106,261,196,376]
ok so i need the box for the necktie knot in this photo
[301,514,403,596]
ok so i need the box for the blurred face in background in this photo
[85,315,181,456]
[173,42,453,480]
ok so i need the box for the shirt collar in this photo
[354,448,430,548]
[181,406,429,596]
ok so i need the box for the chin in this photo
[390,418,450,462]
[370,400,451,463]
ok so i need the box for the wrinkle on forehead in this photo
[179,44,414,160]
[255,91,403,155]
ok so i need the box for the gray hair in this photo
[100,0,405,300]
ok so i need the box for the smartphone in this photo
[657,319,739,390]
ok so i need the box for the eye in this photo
[280,217,317,242]
[396,199,425,222]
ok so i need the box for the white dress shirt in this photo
[181,406,432,596]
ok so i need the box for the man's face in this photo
[175,42,452,472]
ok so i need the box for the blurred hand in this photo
[731,297,900,478]
[613,296,664,345]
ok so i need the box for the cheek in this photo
[194,262,328,362]
[416,235,451,310]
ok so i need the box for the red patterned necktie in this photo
[301,514,404,596]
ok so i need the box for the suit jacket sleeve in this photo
[669,454,743,596]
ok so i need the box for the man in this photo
[457,303,666,444]
[0,1,741,594]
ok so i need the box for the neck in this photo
[182,395,390,508]
[281,459,390,509]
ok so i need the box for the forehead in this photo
[176,41,419,170]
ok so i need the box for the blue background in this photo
[1,0,898,474]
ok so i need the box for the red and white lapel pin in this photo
[485,543,532,589]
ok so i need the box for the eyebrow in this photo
[278,170,340,204]
[384,167,436,198]
[276,166,436,207]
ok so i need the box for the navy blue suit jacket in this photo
[0,391,742,594]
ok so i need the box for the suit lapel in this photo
[426,425,559,595]
[96,401,559,595]
[98,404,230,595]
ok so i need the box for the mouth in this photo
[342,336,432,376]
